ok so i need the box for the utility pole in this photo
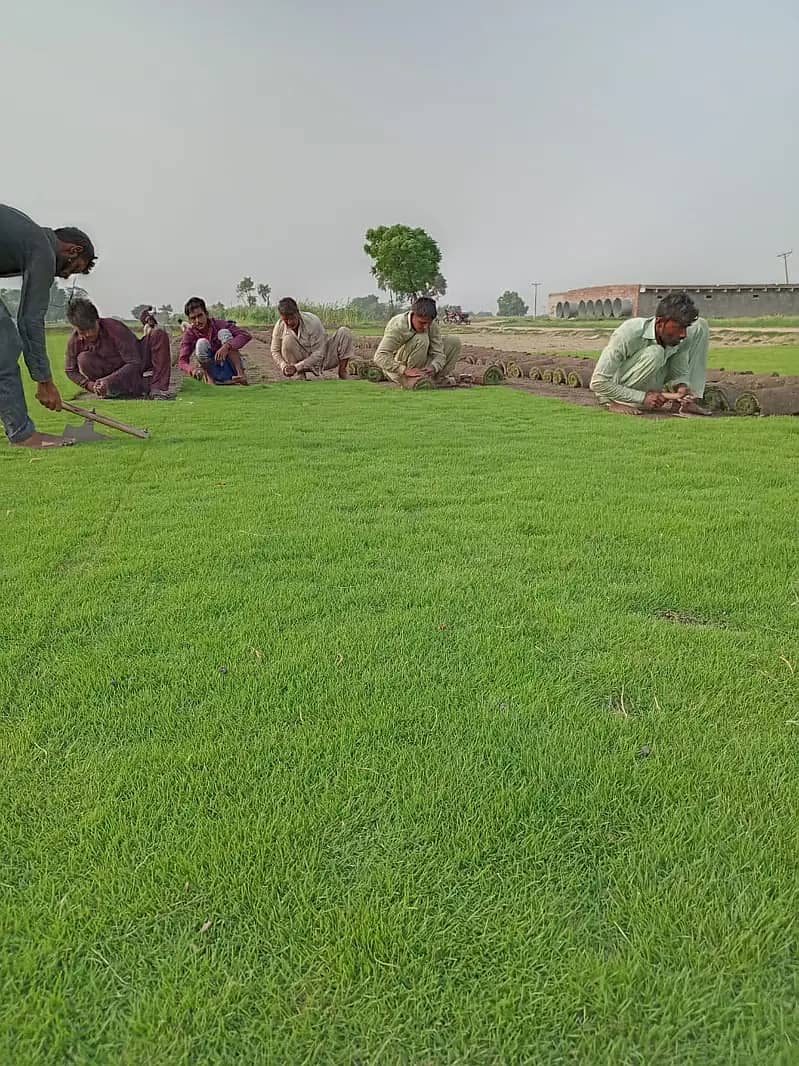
[777,250,792,284]
[531,282,542,318]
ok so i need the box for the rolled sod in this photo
[457,364,505,386]
[703,383,750,413]
[348,359,367,378]
[541,369,556,383]
[566,364,594,388]
[504,361,524,379]
[357,361,373,379]
[366,365,387,383]
[735,386,799,416]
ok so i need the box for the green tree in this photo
[236,276,255,306]
[426,272,447,299]
[131,303,150,321]
[349,294,392,320]
[363,225,442,302]
[496,290,529,317]
[209,301,226,318]
[257,283,271,307]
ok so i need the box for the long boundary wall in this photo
[549,284,799,320]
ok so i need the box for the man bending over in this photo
[179,297,250,385]
[373,297,462,387]
[270,298,353,379]
[0,203,96,448]
[590,292,709,416]
[65,298,172,399]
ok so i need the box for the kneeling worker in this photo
[271,298,353,379]
[373,297,461,387]
[66,298,172,399]
[590,292,709,415]
[179,297,251,385]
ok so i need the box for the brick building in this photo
[548,284,799,320]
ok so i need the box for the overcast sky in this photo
[4,0,798,316]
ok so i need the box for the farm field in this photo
[1,335,798,1063]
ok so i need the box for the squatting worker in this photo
[65,298,172,399]
[590,292,710,416]
[270,297,354,379]
[179,297,251,385]
[0,203,96,448]
[373,297,462,388]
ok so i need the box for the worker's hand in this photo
[282,364,297,377]
[94,379,108,398]
[192,366,205,380]
[675,384,696,399]
[403,367,425,379]
[643,390,666,410]
[35,380,63,412]
[84,380,98,393]
[216,342,232,364]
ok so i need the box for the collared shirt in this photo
[0,203,58,383]
[65,318,142,388]
[590,317,695,406]
[179,318,251,373]
[373,312,446,375]
[271,311,328,371]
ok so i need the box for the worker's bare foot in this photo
[338,360,349,379]
[678,400,710,417]
[607,402,642,416]
[12,432,75,449]
[231,374,249,386]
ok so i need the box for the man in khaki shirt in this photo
[373,297,462,387]
[271,297,353,379]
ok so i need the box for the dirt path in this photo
[448,327,799,353]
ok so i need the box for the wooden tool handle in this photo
[62,401,150,439]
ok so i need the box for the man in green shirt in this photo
[590,292,709,416]
[373,297,462,387]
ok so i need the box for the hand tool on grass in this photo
[61,401,150,440]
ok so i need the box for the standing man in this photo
[179,297,251,385]
[65,298,172,399]
[590,293,710,416]
[270,298,354,379]
[0,203,96,448]
[373,297,462,388]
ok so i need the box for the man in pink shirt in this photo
[179,297,250,385]
[65,298,172,399]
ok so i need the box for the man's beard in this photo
[55,252,76,277]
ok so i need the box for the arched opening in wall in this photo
[619,299,633,317]
[586,300,595,318]
[578,300,586,317]
[556,302,563,318]
[612,298,622,316]
[603,299,613,318]
[563,301,571,318]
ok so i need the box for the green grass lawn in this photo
[2,338,798,1064]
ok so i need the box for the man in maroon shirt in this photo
[65,298,172,399]
[178,297,250,385]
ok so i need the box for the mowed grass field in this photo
[1,336,798,1064]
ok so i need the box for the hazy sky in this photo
[5,0,798,315]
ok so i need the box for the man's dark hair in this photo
[66,297,100,331]
[655,292,698,327]
[278,297,300,316]
[54,227,97,273]
[184,296,208,316]
[411,296,437,320]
